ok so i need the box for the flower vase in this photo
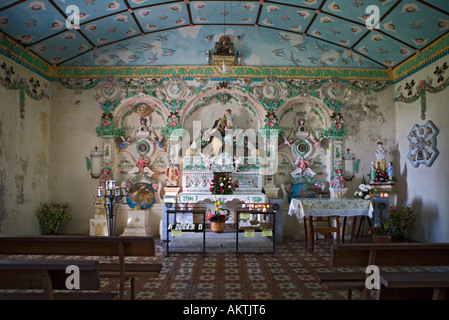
[373,235,389,243]
[211,221,225,233]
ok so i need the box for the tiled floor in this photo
[119,237,369,300]
[5,236,446,301]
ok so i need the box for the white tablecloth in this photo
[288,198,373,220]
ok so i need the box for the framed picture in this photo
[407,120,439,167]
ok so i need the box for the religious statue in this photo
[214,35,234,55]
[298,118,306,133]
[209,136,224,157]
[278,137,293,149]
[295,114,309,139]
[128,156,154,176]
[209,115,227,136]
[225,109,234,129]
[136,155,149,173]
[370,161,376,181]
[136,116,151,139]
[312,138,327,154]
[119,136,132,151]
[388,162,394,180]
[375,141,387,171]
[166,163,179,187]
[291,156,316,178]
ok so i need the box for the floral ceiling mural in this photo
[0,0,448,71]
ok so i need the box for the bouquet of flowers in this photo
[206,199,228,222]
[373,169,389,183]
[354,184,376,200]
[38,202,71,235]
[210,174,235,195]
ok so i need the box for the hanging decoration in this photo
[395,62,449,120]
[0,62,49,119]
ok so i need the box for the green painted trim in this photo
[393,33,449,82]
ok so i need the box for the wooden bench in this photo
[0,235,163,300]
[379,271,449,300]
[317,243,449,300]
[0,260,117,300]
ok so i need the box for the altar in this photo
[288,198,373,249]
[176,153,267,224]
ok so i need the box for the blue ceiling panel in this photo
[0,0,447,69]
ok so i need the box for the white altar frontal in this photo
[177,154,267,223]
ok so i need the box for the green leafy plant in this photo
[38,202,70,235]
[387,204,416,241]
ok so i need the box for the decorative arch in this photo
[112,97,168,128]
[179,88,266,127]
[278,96,332,129]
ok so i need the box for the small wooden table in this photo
[288,198,373,250]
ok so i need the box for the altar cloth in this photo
[288,198,373,220]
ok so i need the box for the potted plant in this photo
[38,202,71,235]
[369,220,390,243]
[206,199,228,233]
[387,204,416,241]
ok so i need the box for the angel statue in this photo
[291,156,316,179]
[119,135,133,151]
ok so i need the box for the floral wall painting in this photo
[407,120,439,168]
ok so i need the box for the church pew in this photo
[0,235,162,300]
[0,259,117,300]
[317,243,449,300]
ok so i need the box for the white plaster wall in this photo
[0,57,50,234]
[49,83,103,234]
[282,85,397,239]
[395,56,449,242]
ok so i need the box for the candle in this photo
[97,187,102,197]
[115,187,119,196]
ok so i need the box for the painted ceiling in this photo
[0,0,448,71]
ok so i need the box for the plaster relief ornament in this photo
[291,156,316,179]
[95,77,127,101]
[407,120,439,167]
[166,163,179,187]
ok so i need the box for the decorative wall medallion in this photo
[260,77,281,100]
[164,75,188,100]
[95,77,127,101]
[291,139,313,159]
[407,120,439,167]
[136,140,154,157]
